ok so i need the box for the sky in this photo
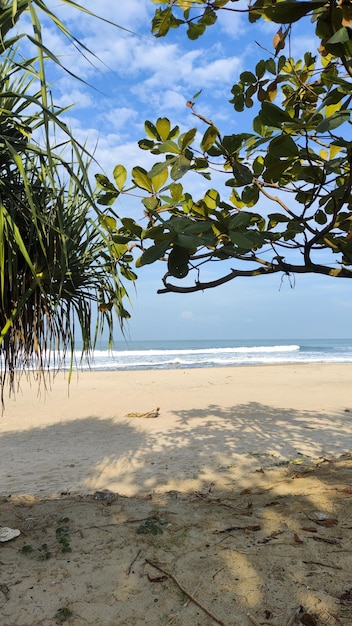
[19,0,352,341]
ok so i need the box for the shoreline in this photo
[1,363,352,498]
[18,336,350,371]
[42,358,352,372]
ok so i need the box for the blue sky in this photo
[23,1,352,340]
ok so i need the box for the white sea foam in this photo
[91,344,300,358]
[8,340,352,372]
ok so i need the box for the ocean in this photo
[71,338,352,371]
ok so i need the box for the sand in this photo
[1,364,352,625]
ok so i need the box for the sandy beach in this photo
[1,364,352,626]
[1,363,352,497]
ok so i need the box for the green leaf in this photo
[138,138,155,151]
[255,59,266,79]
[298,165,325,184]
[269,135,299,158]
[142,197,160,211]
[187,21,206,40]
[268,213,290,229]
[120,266,138,281]
[95,174,117,192]
[111,235,131,244]
[132,167,153,192]
[168,125,180,140]
[201,125,219,152]
[179,128,197,151]
[183,221,212,235]
[152,7,173,37]
[171,155,191,180]
[259,102,292,128]
[119,307,131,320]
[229,212,252,229]
[141,225,165,240]
[151,167,168,192]
[175,233,201,249]
[193,157,209,169]
[316,111,350,133]
[121,218,143,237]
[240,71,257,84]
[326,27,350,45]
[201,7,217,26]
[192,89,203,100]
[157,140,180,154]
[222,134,243,155]
[232,161,253,186]
[110,242,128,259]
[97,191,119,206]
[144,120,161,140]
[113,165,127,190]
[156,117,171,140]
[149,161,169,178]
[203,189,219,210]
[315,210,328,225]
[170,183,183,202]
[230,190,246,209]
[136,242,170,267]
[166,216,191,234]
[99,215,117,231]
[168,246,190,278]
[229,231,253,250]
[253,156,265,176]
[264,2,326,24]
[242,185,260,207]
[263,159,293,184]
[265,58,276,75]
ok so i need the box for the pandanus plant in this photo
[0,2,132,399]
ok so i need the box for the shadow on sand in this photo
[1,401,350,496]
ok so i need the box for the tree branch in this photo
[157,261,352,294]
[253,179,298,220]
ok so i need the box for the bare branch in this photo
[157,261,352,294]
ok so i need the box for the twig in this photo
[286,605,301,626]
[125,407,160,418]
[311,536,341,545]
[247,614,261,626]
[215,524,261,534]
[127,549,142,575]
[166,582,201,625]
[146,559,232,626]
[303,560,342,570]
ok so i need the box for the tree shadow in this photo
[1,403,352,626]
[1,401,350,497]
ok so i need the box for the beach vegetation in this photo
[0,2,133,397]
[54,607,73,624]
[99,0,352,294]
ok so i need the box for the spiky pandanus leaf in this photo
[0,3,133,400]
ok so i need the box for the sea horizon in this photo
[67,337,352,372]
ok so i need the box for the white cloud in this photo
[54,84,94,110]
[49,0,151,33]
[130,43,242,90]
[180,311,194,320]
[102,107,138,133]
[158,89,190,112]
[217,5,247,39]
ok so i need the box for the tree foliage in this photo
[0,1,132,395]
[98,0,352,294]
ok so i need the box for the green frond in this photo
[0,2,134,400]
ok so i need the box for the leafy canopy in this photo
[98,0,352,293]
